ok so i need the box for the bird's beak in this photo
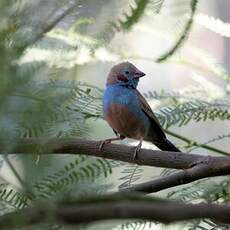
[134,69,146,78]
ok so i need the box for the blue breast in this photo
[103,85,149,124]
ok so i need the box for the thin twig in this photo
[120,164,213,194]
[165,129,230,156]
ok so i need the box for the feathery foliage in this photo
[116,220,154,230]
[157,100,230,129]
[156,0,198,62]
[32,156,112,199]
[118,165,143,189]
[167,178,230,229]
[144,90,230,129]
[98,0,164,45]
[195,13,230,38]
[0,0,230,229]
[187,133,230,153]
[0,184,29,210]
[119,0,150,30]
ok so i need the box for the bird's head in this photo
[106,62,145,89]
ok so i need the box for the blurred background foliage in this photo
[0,0,229,229]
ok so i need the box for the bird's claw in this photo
[99,136,125,151]
[99,140,111,151]
[132,143,142,161]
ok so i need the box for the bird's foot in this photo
[132,139,143,161]
[99,139,111,151]
[99,135,125,151]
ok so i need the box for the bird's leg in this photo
[99,135,125,150]
[132,138,143,161]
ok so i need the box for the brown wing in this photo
[136,90,166,139]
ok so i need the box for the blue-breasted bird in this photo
[101,62,180,159]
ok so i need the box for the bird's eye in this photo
[125,71,129,74]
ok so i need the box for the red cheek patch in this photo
[117,74,128,82]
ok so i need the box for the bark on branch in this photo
[11,138,230,171]
[1,139,230,227]
[120,164,218,193]
[6,138,230,194]
[0,195,229,228]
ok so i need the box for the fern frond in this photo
[143,87,209,104]
[144,90,181,102]
[202,179,230,203]
[156,0,198,62]
[195,13,230,38]
[187,133,230,152]
[119,0,149,31]
[157,100,230,129]
[97,0,149,44]
[32,156,112,199]
[118,164,144,190]
[0,184,30,211]
[169,178,230,229]
[99,0,164,44]
[16,80,102,138]
[186,218,229,230]
[119,0,167,30]
[116,220,155,230]
[167,180,208,202]
[149,0,165,14]
[167,177,230,204]
[144,85,226,107]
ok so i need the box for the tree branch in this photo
[4,138,230,195]
[120,164,214,194]
[0,195,229,228]
[11,138,230,170]
[1,139,230,227]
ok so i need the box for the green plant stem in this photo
[156,0,198,62]
[165,129,230,156]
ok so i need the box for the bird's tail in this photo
[154,138,181,152]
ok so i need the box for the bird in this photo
[100,62,180,159]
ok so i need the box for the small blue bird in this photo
[101,62,180,159]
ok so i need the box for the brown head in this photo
[106,62,145,88]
